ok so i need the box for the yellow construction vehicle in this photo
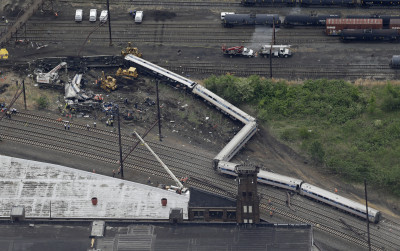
[121,42,142,57]
[116,67,138,80]
[98,71,117,92]
[0,48,8,60]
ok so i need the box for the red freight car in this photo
[390,19,400,34]
[326,18,383,35]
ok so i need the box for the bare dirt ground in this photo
[1,0,399,223]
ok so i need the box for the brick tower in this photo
[235,164,260,224]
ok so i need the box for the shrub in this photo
[309,140,325,164]
[36,96,49,110]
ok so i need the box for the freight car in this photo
[346,15,400,26]
[340,29,399,41]
[222,14,281,28]
[241,0,295,6]
[326,18,383,35]
[242,0,400,6]
[361,0,400,5]
[299,0,356,6]
[283,14,340,26]
[390,55,400,68]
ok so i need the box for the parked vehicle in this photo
[390,55,400,68]
[259,45,292,58]
[135,11,143,23]
[221,45,255,57]
[89,9,97,22]
[100,10,108,23]
[75,9,83,22]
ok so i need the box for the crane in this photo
[36,62,67,84]
[133,131,187,193]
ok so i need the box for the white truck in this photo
[75,9,83,22]
[135,11,143,23]
[89,9,97,22]
[222,45,255,58]
[100,10,108,23]
[259,45,292,58]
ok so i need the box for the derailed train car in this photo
[340,29,399,41]
[216,162,382,223]
[300,183,381,223]
[223,14,281,27]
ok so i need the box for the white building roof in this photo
[0,155,189,220]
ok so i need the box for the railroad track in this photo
[1,112,400,250]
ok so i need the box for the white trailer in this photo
[259,45,292,58]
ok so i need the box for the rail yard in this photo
[1,0,400,250]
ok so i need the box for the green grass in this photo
[204,75,400,197]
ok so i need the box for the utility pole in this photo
[365,179,371,251]
[156,80,162,141]
[117,106,123,178]
[106,0,112,46]
[269,17,275,79]
[273,17,276,45]
[22,80,27,110]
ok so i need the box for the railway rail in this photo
[1,112,400,250]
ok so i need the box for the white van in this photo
[100,10,108,23]
[75,9,83,22]
[135,11,143,23]
[89,9,97,22]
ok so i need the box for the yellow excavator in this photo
[0,48,8,60]
[98,71,117,92]
[121,42,142,57]
[116,67,138,80]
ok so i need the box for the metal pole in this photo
[269,46,272,78]
[133,131,184,189]
[22,80,27,110]
[156,80,162,141]
[270,18,274,79]
[117,107,123,178]
[106,0,112,46]
[273,18,276,45]
[364,179,371,251]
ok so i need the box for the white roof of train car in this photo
[214,122,257,161]
[258,170,303,186]
[301,183,379,216]
[193,84,256,124]
[124,54,196,88]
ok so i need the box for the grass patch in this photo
[205,75,400,197]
